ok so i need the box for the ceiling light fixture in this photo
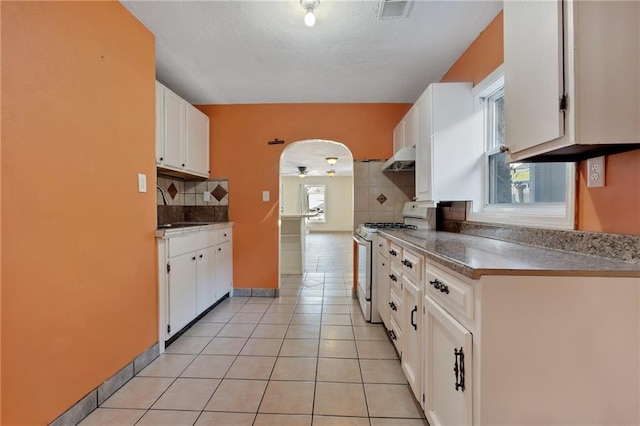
[326,170,336,177]
[298,166,307,177]
[301,0,319,27]
[325,156,338,166]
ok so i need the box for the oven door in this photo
[353,234,372,321]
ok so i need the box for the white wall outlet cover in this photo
[138,173,147,192]
[263,191,270,202]
[204,191,211,202]
[586,156,605,188]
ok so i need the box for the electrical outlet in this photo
[587,156,605,188]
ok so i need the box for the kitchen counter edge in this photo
[155,222,234,239]
[379,229,640,280]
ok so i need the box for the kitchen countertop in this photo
[155,222,233,239]
[379,229,640,279]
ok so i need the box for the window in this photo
[304,184,325,223]
[468,65,575,229]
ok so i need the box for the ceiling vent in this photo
[377,0,413,20]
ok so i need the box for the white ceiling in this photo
[122,0,503,105]
[122,0,502,177]
[281,140,353,176]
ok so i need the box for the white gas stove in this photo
[353,202,435,322]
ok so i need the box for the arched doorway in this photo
[279,140,354,284]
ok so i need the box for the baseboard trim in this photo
[232,288,279,298]
[49,342,159,426]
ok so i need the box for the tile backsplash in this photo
[157,175,229,224]
[157,176,229,207]
[353,160,415,228]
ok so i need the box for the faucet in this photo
[156,185,169,205]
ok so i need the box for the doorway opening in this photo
[279,140,354,284]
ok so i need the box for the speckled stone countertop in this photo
[379,229,640,279]
[155,222,233,239]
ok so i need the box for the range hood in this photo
[381,146,415,171]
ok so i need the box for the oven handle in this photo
[353,234,368,245]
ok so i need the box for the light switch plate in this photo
[138,173,147,192]
[587,156,605,188]
[204,191,211,202]
[263,191,270,202]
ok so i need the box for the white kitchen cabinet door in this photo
[504,0,640,161]
[404,106,417,149]
[376,248,390,328]
[414,83,480,207]
[415,89,432,202]
[392,119,406,154]
[504,0,564,154]
[402,275,422,402]
[163,87,186,170]
[424,296,472,426]
[155,81,165,165]
[168,253,197,337]
[196,247,216,315]
[215,240,233,300]
[185,103,210,178]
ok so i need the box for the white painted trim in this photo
[468,65,576,230]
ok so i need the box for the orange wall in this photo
[1,2,157,424]
[198,104,410,289]
[441,11,504,85]
[577,151,640,234]
[440,10,640,235]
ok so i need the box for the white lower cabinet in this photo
[378,235,640,426]
[195,246,216,316]
[375,236,390,327]
[424,296,473,426]
[167,253,198,335]
[159,225,234,342]
[402,275,422,402]
[215,239,233,298]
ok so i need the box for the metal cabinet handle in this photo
[389,329,397,341]
[429,279,449,294]
[410,306,417,330]
[191,256,196,261]
[159,157,164,161]
[199,254,203,259]
[454,347,465,391]
[389,274,397,282]
[389,249,397,256]
[402,259,413,269]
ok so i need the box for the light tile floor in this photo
[81,233,427,425]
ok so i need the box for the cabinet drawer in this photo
[426,264,474,322]
[401,248,423,282]
[389,264,402,295]
[216,228,232,244]
[390,287,403,329]
[168,232,210,258]
[389,315,402,355]
[377,236,389,258]
[388,242,402,262]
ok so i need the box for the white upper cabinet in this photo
[415,83,481,207]
[162,86,187,170]
[155,81,165,165]
[504,0,640,162]
[392,118,406,154]
[156,81,210,178]
[185,103,210,177]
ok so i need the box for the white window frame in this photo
[467,65,576,229]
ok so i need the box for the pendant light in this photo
[325,156,338,166]
[301,0,319,27]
